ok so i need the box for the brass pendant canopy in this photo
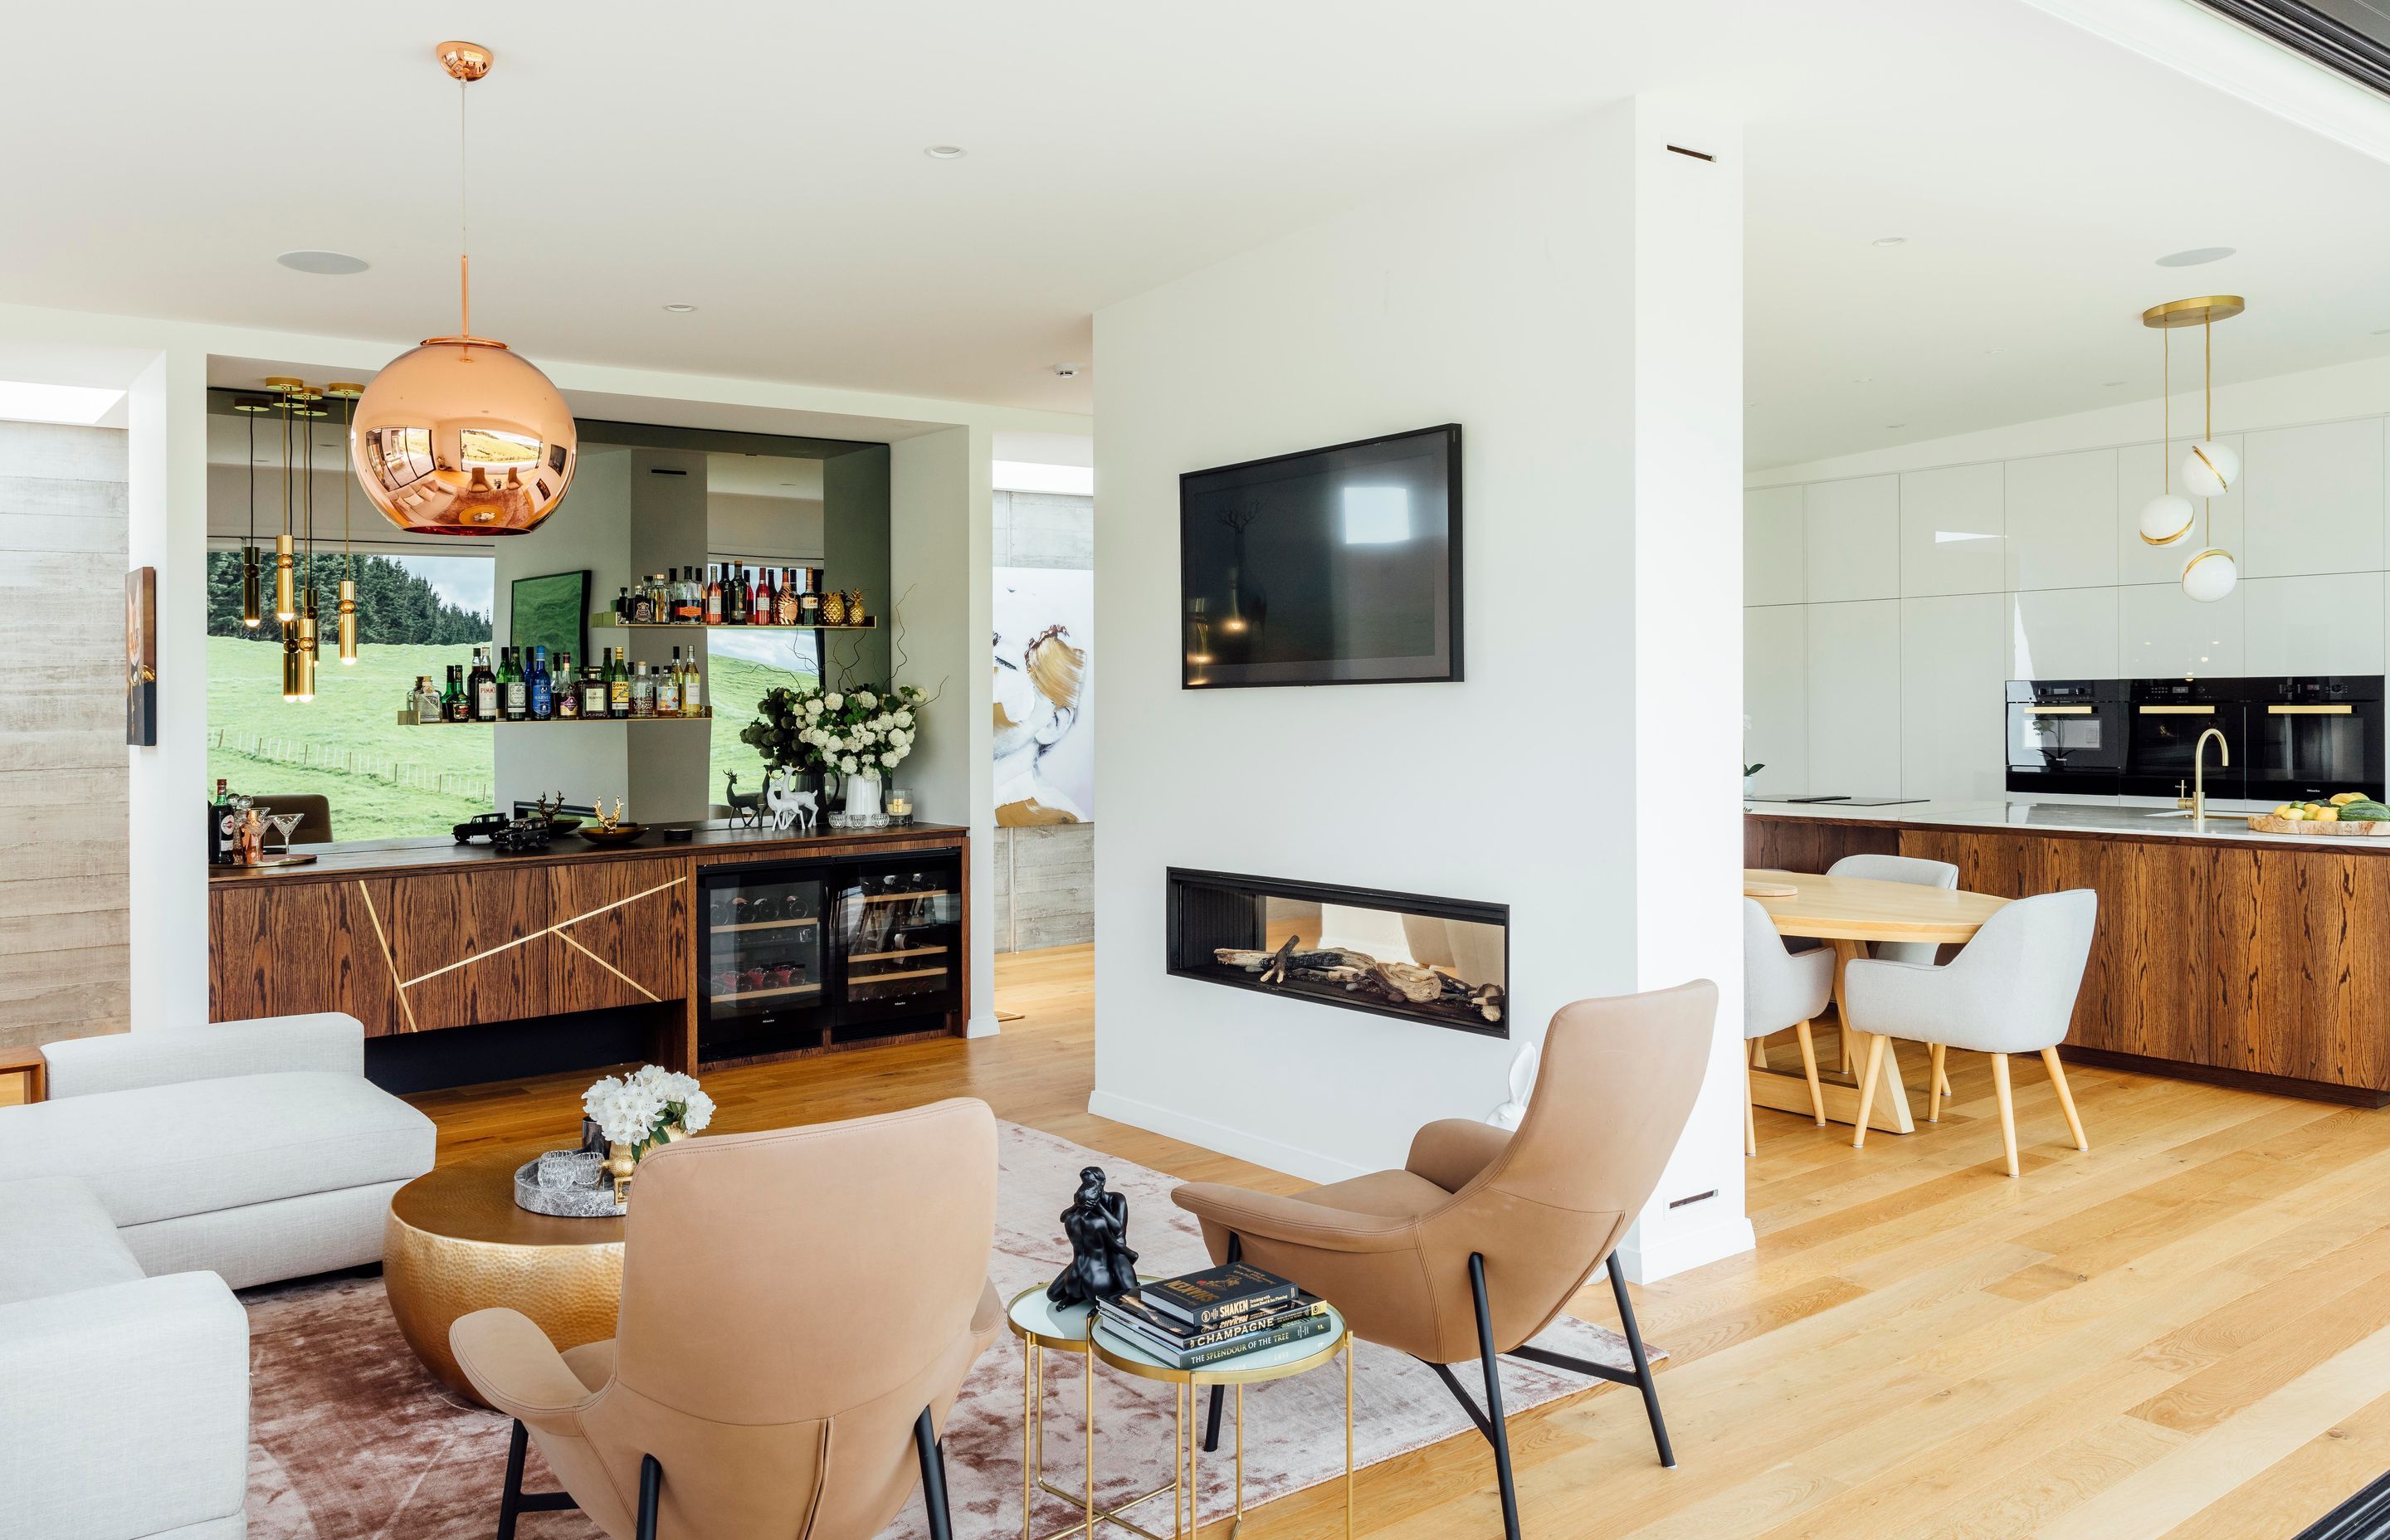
[352,40,576,537]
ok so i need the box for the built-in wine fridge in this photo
[696,852,962,1063]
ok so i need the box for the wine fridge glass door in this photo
[833,856,962,1027]
[700,869,828,1058]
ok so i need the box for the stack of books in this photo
[1095,1262,1334,1370]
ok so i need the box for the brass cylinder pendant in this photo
[273,534,295,621]
[241,545,262,628]
[338,578,358,664]
[295,616,318,700]
[280,620,305,700]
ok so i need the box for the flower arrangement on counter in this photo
[741,681,927,783]
[582,1064,715,1154]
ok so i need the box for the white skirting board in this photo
[1615,1212,1758,1285]
[1085,1088,1374,1188]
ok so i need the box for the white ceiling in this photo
[10,2,2390,466]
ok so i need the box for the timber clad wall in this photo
[992,487,1095,952]
[0,422,129,1050]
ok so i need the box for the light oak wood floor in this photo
[407,943,2390,1539]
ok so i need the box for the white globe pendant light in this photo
[2181,547,2238,602]
[2141,294,2244,602]
[2181,439,2240,500]
[2137,492,2194,547]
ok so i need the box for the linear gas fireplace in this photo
[1166,868,1508,1037]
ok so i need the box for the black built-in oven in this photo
[2124,678,2245,801]
[2005,680,2126,795]
[2245,676,2384,804]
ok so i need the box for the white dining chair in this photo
[1742,899,1829,1155]
[1841,890,2097,1177]
[1824,853,1963,1097]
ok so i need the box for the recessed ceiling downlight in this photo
[1871,236,1907,247]
[276,250,369,275]
[924,144,967,159]
[2156,246,2235,268]
[663,303,697,313]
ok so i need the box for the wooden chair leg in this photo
[1751,1037,1769,1070]
[1793,1021,1825,1126]
[1989,1054,2019,1177]
[2042,1047,2088,1151]
[1927,1043,1947,1123]
[1851,1033,1886,1149]
[1744,1072,1758,1157]
[1937,1060,1953,1099]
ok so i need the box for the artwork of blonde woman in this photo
[994,619,1088,825]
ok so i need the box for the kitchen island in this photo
[1747,800,2390,1104]
[209,821,969,1085]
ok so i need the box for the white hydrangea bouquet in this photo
[582,1064,716,1156]
[742,681,927,783]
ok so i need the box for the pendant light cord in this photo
[342,395,353,580]
[2203,314,2213,547]
[2161,325,2170,495]
[458,79,471,339]
[246,407,256,542]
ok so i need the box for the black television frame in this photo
[1178,423,1462,690]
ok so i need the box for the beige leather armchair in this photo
[451,1099,1003,1540]
[1173,982,1715,1539]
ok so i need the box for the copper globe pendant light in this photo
[351,41,577,537]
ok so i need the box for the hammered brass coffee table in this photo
[384,1144,624,1406]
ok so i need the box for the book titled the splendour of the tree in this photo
[1139,1261,1300,1328]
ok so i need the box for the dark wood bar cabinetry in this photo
[1748,811,2390,1104]
[208,824,968,1077]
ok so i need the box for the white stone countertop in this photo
[1744,796,2390,850]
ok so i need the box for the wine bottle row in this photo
[403,645,708,724]
[609,564,866,627]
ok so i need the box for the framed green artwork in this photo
[509,569,591,665]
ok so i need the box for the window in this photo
[204,548,495,839]
[707,612,821,797]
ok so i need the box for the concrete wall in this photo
[990,487,1096,953]
[0,423,129,1050]
[1090,98,1751,1280]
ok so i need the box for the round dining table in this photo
[1744,867,2008,1142]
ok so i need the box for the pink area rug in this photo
[244,1121,1657,1538]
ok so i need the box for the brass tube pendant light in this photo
[350,41,578,536]
[235,397,271,626]
[329,383,363,662]
[269,378,299,625]
[2142,295,2243,603]
[296,391,320,699]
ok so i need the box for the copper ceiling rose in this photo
[351,41,577,536]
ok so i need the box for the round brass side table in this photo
[384,1144,625,1406]
[1010,1283,1354,1540]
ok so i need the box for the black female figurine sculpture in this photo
[1046,1166,1139,1309]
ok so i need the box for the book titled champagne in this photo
[1141,1261,1300,1328]
[1102,1289,1326,1349]
[1097,1309,1334,1370]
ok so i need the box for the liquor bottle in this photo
[705,563,723,625]
[554,650,579,719]
[680,568,703,622]
[497,646,524,720]
[471,647,499,723]
[656,650,680,716]
[441,663,466,722]
[529,645,554,720]
[630,578,655,625]
[629,660,654,718]
[581,652,611,720]
[209,778,235,865]
[723,566,744,626]
[614,586,632,623]
[777,568,802,626]
[755,567,776,624]
[607,646,631,719]
[680,651,704,716]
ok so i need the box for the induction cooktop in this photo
[1744,794,1928,807]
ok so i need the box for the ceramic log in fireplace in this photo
[1165,868,1509,1037]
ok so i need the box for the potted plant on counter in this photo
[741,681,927,822]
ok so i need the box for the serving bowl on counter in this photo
[576,822,649,847]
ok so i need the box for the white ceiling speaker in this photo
[2141,295,2245,602]
[2136,493,2194,547]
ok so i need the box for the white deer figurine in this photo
[764,772,818,835]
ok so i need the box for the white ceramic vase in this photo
[846,774,884,819]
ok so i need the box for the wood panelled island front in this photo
[209,823,968,1079]
[1747,811,2390,1104]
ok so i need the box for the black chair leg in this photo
[1202,1233,1242,1454]
[495,1418,529,1540]
[1606,1253,1675,1469]
[636,1453,662,1540]
[1469,1253,1524,1540]
[914,1407,955,1540]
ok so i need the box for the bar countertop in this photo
[208,819,968,883]
[1745,797,2390,852]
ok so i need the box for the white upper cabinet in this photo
[2243,417,2386,578]
[1744,486,1803,607]
[2241,573,2385,676]
[1899,463,2005,597]
[1742,603,1807,794]
[1900,593,2005,802]
[2119,581,2243,680]
[2004,449,2118,592]
[1802,476,1900,603]
[1806,600,1902,798]
[2116,436,2244,587]
[2009,587,2119,680]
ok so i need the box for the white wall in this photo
[1092,98,1751,1281]
[493,447,633,816]
[1745,369,2390,802]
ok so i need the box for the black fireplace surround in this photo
[1166,867,1509,1037]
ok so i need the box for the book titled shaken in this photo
[1139,1261,1300,1328]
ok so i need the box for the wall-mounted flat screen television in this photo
[1179,423,1461,689]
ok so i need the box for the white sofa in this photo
[0,1012,437,1539]
[2,1011,437,1288]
